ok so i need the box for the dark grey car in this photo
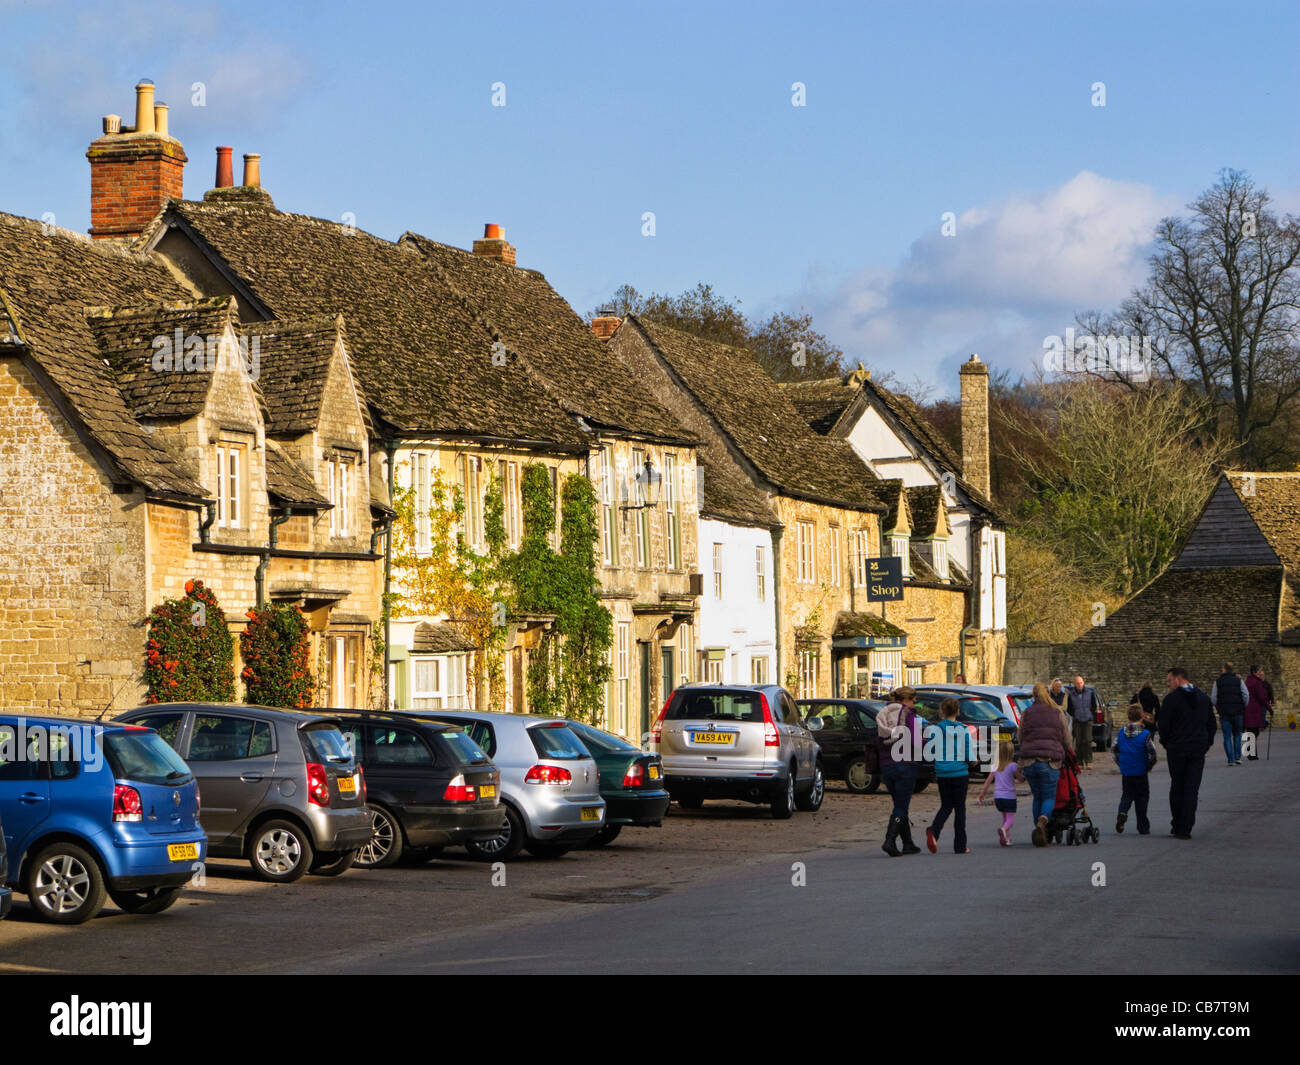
[117,704,374,883]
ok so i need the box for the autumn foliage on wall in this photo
[240,604,315,709]
[143,579,236,703]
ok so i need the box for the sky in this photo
[2,0,1298,397]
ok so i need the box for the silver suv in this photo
[651,684,825,818]
[118,704,374,882]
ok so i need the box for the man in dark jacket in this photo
[1065,676,1102,768]
[1210,662,1248,765]
[1156,667,1218,839]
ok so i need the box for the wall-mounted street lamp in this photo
[621,457,662,511]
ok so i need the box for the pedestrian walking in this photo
[1064,675,1101,769]
[1243,664,1273,761]
[1131,681,1161,739]
[975,738,1022,846]
[1018,681,1072,847]
[877,688,924,857]
[1113,704,1157,835]
[925,698,975,854]
[1209,662,1248,765]
[1156,667,1217,840]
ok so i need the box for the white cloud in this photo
[804,172,1178,394]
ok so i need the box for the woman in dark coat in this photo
[1244,665,1273,761]
[1018,682,1072,846]
[1132,682,1161,738]
[877,688,924,857]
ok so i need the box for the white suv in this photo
[651,684,825,819]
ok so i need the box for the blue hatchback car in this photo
[0,714,207,924]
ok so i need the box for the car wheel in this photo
[354,804,403,869]
[108,885,184,915]
[465,804,525,862]
[796,761,825,812]
[249,820,314,883]
[26,843,107,924]
[400,846,444,865]
[309,850,359,877]
[525,842,572,859]
[675,794,704,810]
[584,824,623,848]
[770,771,795,820]
[845,756,877,794]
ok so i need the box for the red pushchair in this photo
[1047,749,1099,845]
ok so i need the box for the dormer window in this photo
[889,534,910,577]
[214,443,245,529]
[326,455,354,538]
[931,538,948,579]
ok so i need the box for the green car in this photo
[564,720,671,847]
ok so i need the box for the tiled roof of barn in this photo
[265,440,330,509]
[627,316,883,512]
[0,211,208,501]
[1072,566,1284,647]
[153,197,588,448]
[86,297,236,421]
[402,234,695,446]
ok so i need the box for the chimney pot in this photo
[472,223,517,266]
[242,153,261,188]
[153,103,169,137]
[102,114,122,135]
[134,80,156,135]
[215,146,234,189]
[484,223,503,239]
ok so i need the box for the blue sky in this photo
[2,0,1297,396]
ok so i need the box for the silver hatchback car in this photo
[652,684,825,818]
[423,711,605,860]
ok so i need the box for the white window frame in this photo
[755,544,767,602]
[632,449,649,568]
[600,445,618,566]
[905,666,924,687]
[890,534,911,578]
[712,542,724,599]
[797,520,815,584]
[799,650,819,698]
[750,656,769,685]
[665,453,680,570]
[215,443,244,530]
[327,456,353,538]
[412,452,430,553]
[677,624,692,686]
[829,525,842,585]
[931,538,949,580]
[411,654,468,710]
[616,623,630,733]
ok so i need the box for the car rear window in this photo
[105,729,193,786]
[1008,694,1033,717]
[300,723,353,765]
[528,723,589,760]
[667,690,763,722]
[959,698,1004,723]
[568,721,639,754]
[435,729,491,766]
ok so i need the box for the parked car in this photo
[795,697,935,794]
[911,690,1015,773]
[651,683,825,818]
[0,809,9,920]
[421,711,606,860]
[326,710,503,867]
[116,704,373,883]
[564,719,670,846]
[915,683,1033,728]
[0,714,206,924]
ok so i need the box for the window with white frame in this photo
[214,442,245,530]
[456,454,484,549]
[599,445,618,566]
[751,656,769,684]
[853,529,871,587]
[755,544,767,602]
[799,650,819,698]
[632,449,649,568]
[712,542,724,599]
[829,525,842,585]
[797,520,815,583]
[704,654,724,685]
[322,632,363,708]
[326,455,354,538]
[664,453,680,570]
[931,538,949,579]
[411,654,468,710]
[499,460,521,549]
[905,666,924,687]
[890,534,911,577]
[412,451,430,553]
[616,623,630,733]
[677,624,692,686]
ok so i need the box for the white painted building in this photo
[697,517,777,686]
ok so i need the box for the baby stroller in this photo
[1047,749,1100,845]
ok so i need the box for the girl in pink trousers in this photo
[976,740,1023,846]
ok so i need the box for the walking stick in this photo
[1267,712,1273,760]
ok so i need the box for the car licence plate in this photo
[337,775,357,796]
[480,784,496,798]
[692,731,734,744]
[581,806,602,821]
[167,843,199,862]
[648,764,661,779]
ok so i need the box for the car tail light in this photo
[195,783,201,817]
[759,694,780,747]
[357,765,367,802]
[113,784,143,823]
[306,762,331,807]
[443,774,477,802]
[650,698,670,745]
[622,762,645,787]
[524,764,572,785]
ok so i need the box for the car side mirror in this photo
[806,716,824,732]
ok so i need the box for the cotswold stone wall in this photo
[0,359,148,713]
[894,581,968,684]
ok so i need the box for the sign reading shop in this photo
[866,557,903,602]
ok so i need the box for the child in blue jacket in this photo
[926,698,976,854]
[1114,704,1157,835]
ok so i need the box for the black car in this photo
[330,710,504,868]
[911,691,1016,774]
[797,698,935,794]
[564,719,670,847]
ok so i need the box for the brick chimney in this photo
[472,223,516,266]
[591,308,622,340]
[959,353,991,499]
[87,80,187,239]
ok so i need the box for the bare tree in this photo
[1078,170,1300,467]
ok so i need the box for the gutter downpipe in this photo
[383,440,398,712]
[198,502,217,544]
[255,507,293,608]
[772,525,784,687]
